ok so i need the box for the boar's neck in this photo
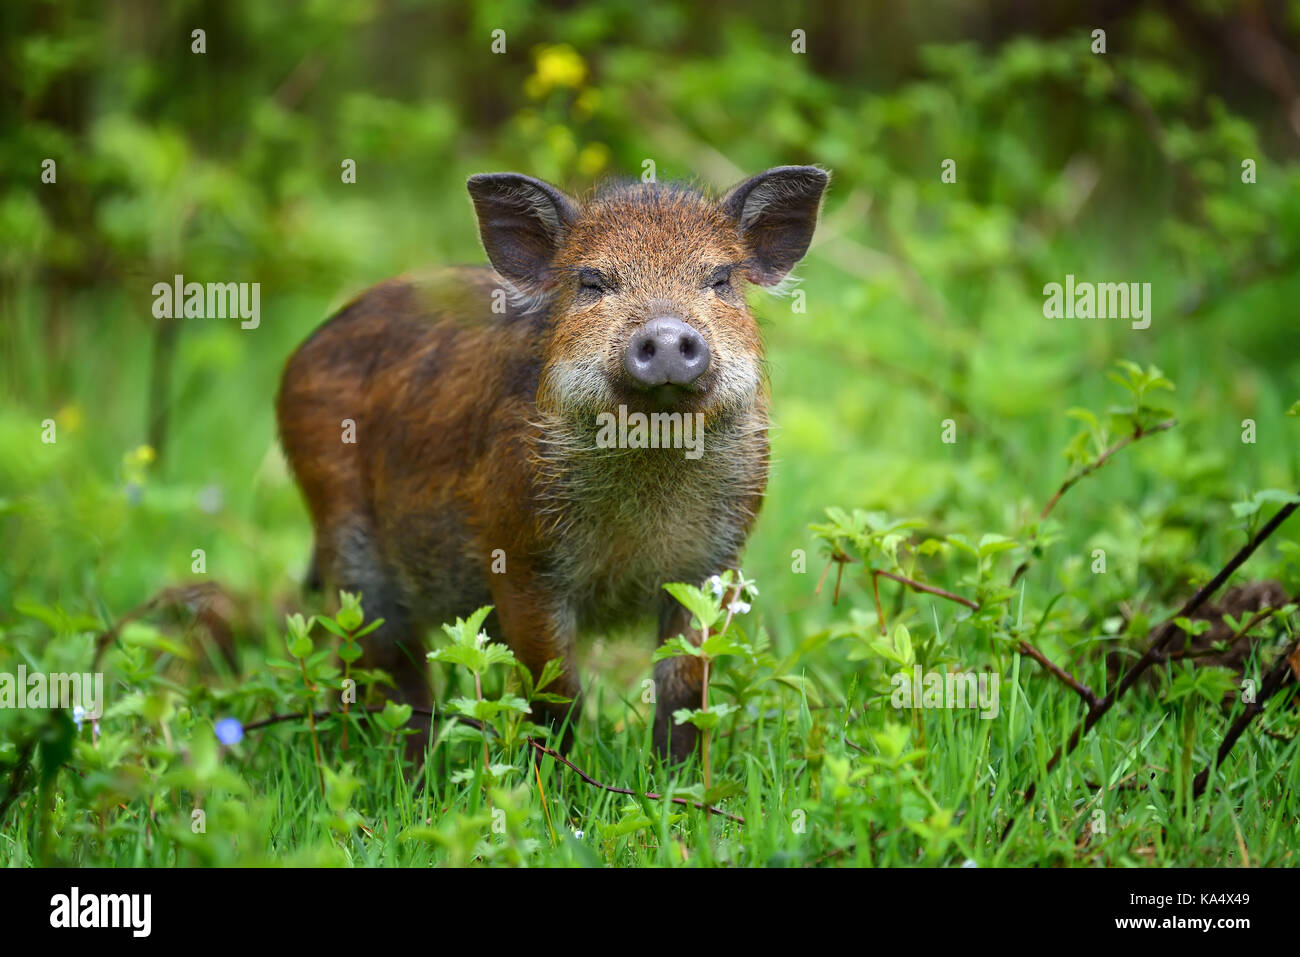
[528,404,769,617]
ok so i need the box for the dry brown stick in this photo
[520,735,745,825]
[1192,635,1300,799]
[814,553,854,606]
[1018,641,1100,709]
[820,554,981,633]
[1003,500,1298,841]
[874,569,980,611]
[244,705,745,824]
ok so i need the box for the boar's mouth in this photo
[645,381,703,408]
[612,373,715,414]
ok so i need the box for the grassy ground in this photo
[2,212,1297,865]
[2,10,1299,866]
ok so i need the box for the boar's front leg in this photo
[652,593,707,764]
[490,577,583,752]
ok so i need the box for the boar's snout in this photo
[624,316,711,389]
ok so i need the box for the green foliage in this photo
[2,1,1299,867]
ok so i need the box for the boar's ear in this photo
[722,166,828,286]
[467,173,578,295]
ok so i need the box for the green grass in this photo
[2,239,1298,865]
[2,7,1299,866]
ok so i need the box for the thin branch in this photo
[1018,641,1100,709]
[1011,420,1176,586]
[520,734,744,825]
[1003,500,1298,841]
[1042,420,1178,524]
[1193,635,1300,799]
[244,705,745,824]
[874,569,980,611]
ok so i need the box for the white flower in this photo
[707,575,725,597]
[728,599,751,615]
[572,830,585,840]
[72,705,86,730]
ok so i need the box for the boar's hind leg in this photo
[652,593,705,764]
[321,520,433,757]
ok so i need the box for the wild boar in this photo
[276,166,828,761]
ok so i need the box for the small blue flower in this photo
[215,717,244,746]
[72,705,86,731]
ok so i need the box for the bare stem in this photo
[298,657,325,797]
[1012,420,1176,586]
[475,671,490,791]
[1018,640,1100,709]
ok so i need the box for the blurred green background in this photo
[2,0,1298,683]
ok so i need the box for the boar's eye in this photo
[577,268,608,295]
[707,265,734,292]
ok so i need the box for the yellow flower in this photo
[526,44,587,98]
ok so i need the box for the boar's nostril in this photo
[624,316,711,389]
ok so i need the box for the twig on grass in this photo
[1018,641,1101,709]
[244,704,745,825]
[1192,634,1300,799]
[1002,500,1298,841]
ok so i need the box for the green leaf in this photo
[977,534,1018,557]
[1065,407,1100,431]
[316,617,347,638]
[699,631,752,659]
[1253,488,1300,505]
[448,695,530,721]
[529,692,573,705]
[662,582,723,631]
[353,618,385,639]
[428,643,487,673]
[1173,616,1210,637]
[376,701,412,731]
[672,702,740,730]
[606,815,654,837]
[945,534,978,558]
[652,635,702,661]
[534,657,566,694]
